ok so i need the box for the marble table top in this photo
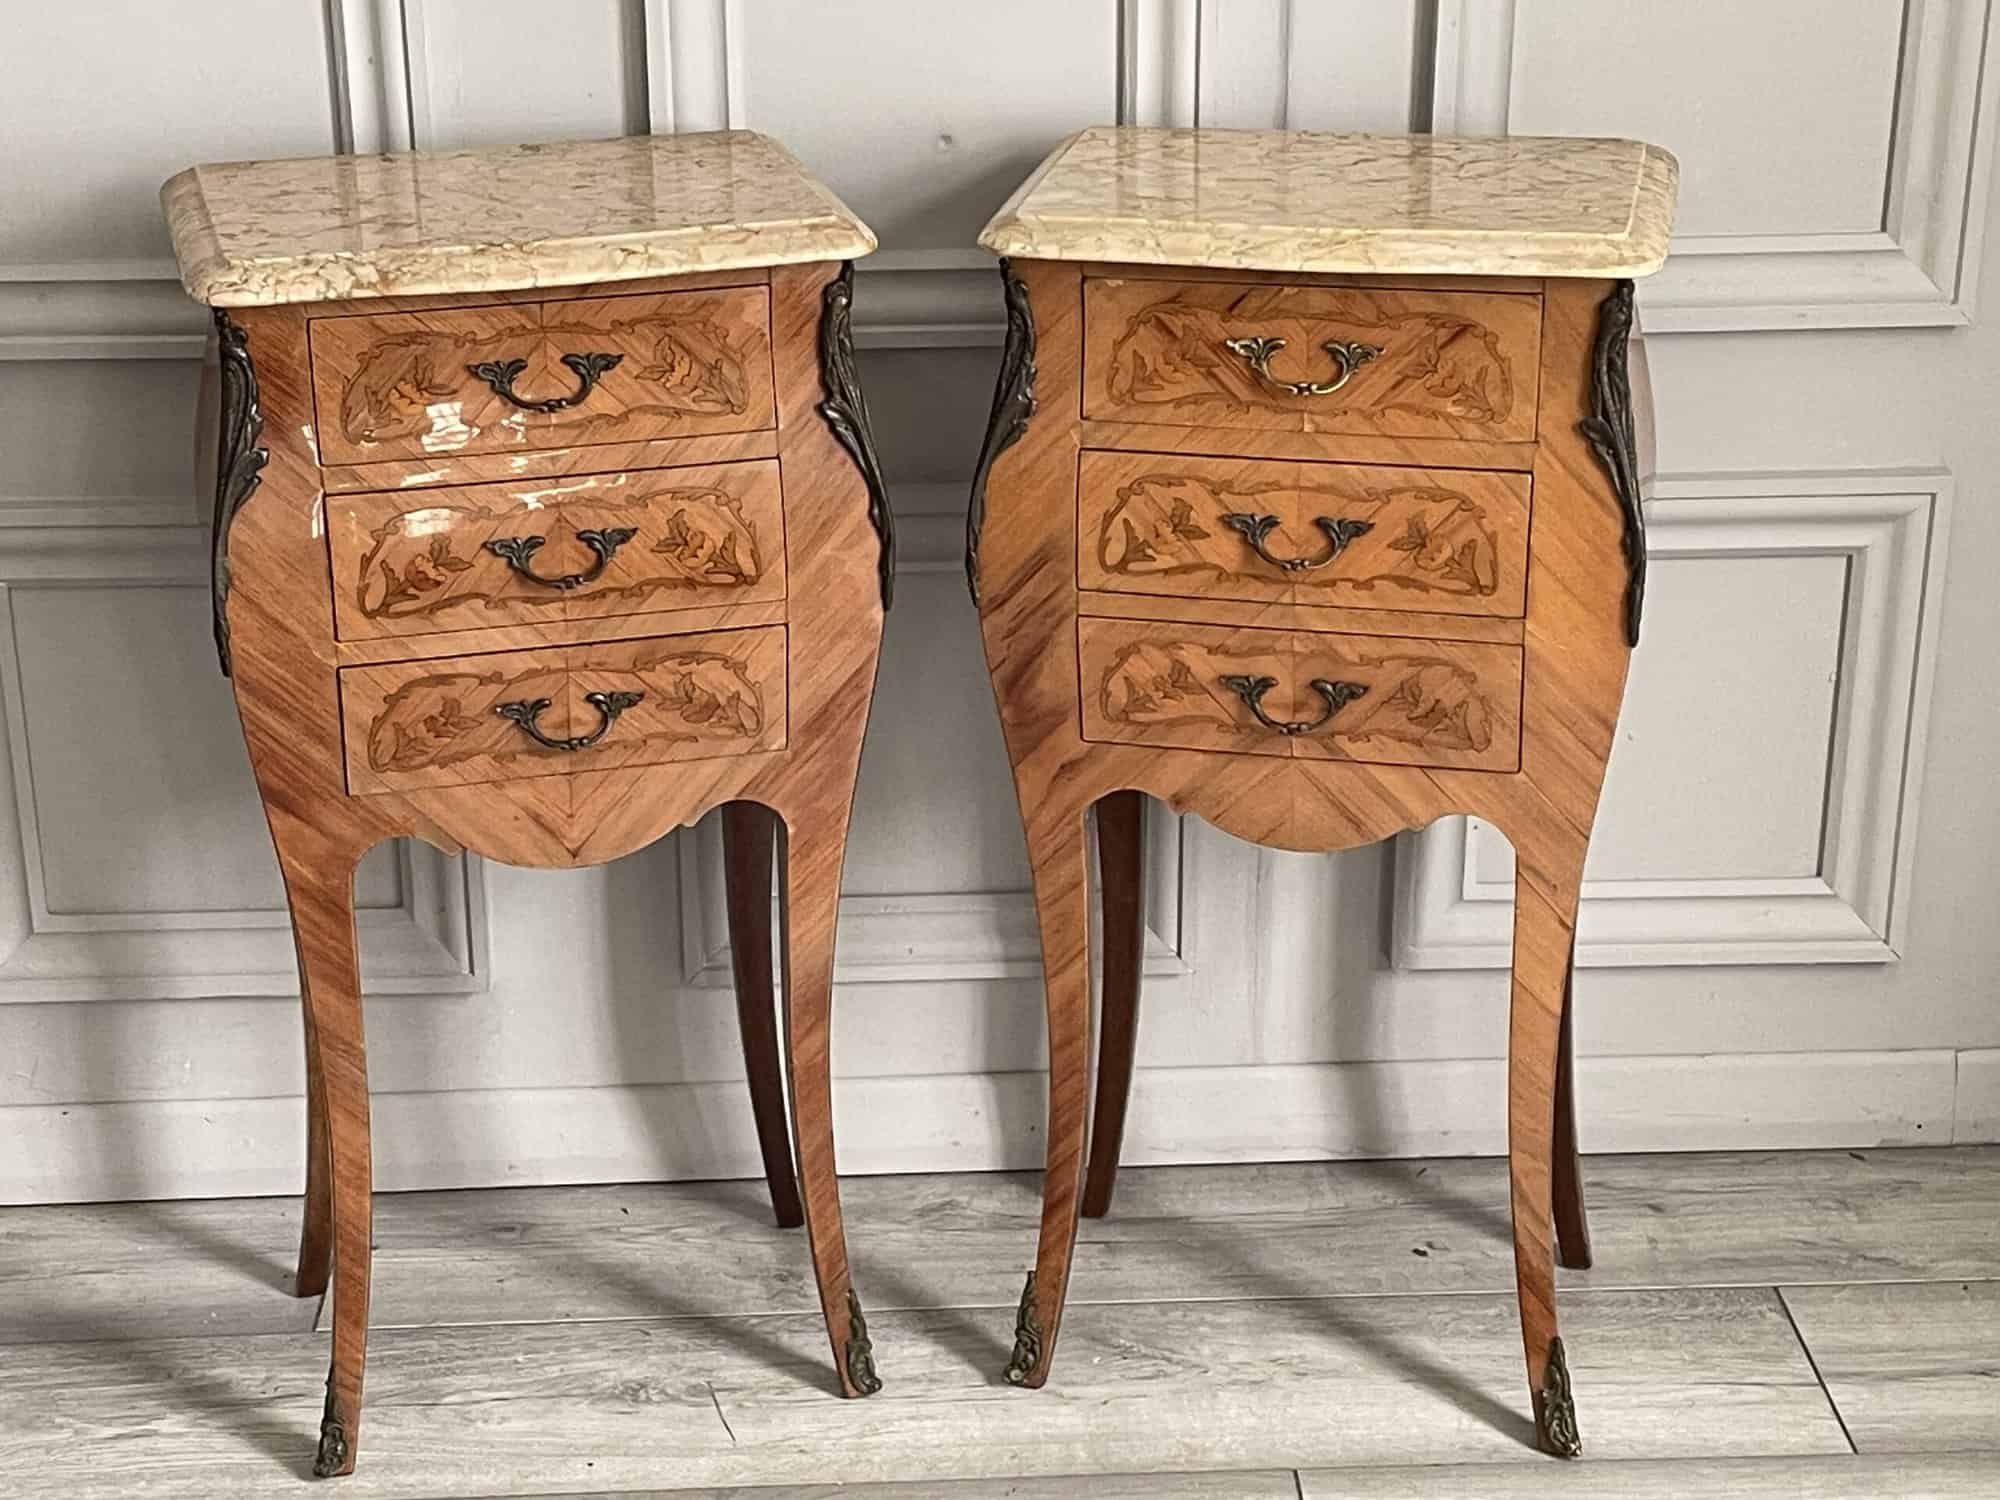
[163,131,875,307]
[979,127,1678,278]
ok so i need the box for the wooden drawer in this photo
[326,459,786,642]
[1079,616,1520,772]
[309,285,775,467]
[1079,450,1530,617]
[1082,277,1541,443]
[341,625,786,794]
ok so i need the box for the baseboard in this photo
[0,1047,1964,1203]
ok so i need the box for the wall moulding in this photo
[1432,0,1999,331]
[0,499,486,1004]
[1394,469,1950,969]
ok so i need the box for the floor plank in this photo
[1297,1453,2000,1498]
[0,1287,1844,1499]
[320,1147,2000,1333]
[0,1195,319,1344]
[1782,1281,2000,1454]
[522,1473,1298,1499]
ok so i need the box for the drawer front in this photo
[1083,278,1541,443]
[1079,451,1530,617]
[1080,616,1521,772]
[327,460,786,642]
[341,626,786,794]
[310,286,775,467]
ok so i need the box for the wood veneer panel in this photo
[327,460,786,641]
[1079,450,1529,617]
[318,428,780,494]
[339,645,575,795]
[1082,277,1543,443]
[1078,616,1522,772]
[308,286,776,466]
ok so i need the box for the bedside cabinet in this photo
[969,127,1677,1457]
[163,132,892,1476]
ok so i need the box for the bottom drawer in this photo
[1079,616,1521,772]
[341,625,787,795]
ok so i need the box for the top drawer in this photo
[308,285,775,468]
[1083,278,1541,444]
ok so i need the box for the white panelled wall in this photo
[1,0,1995,1202]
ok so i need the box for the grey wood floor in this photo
[2,1148,1997,1497]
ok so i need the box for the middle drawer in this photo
[1079,450,1529,617]
[340,625,787,795]
[327,460,786,642]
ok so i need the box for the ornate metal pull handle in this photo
[482,526,636,590]
[466,351,624,413]
[1219,513,1375,572]
[1218,674,1369,736]
[494,689,643,752]
[1221,335,1380,397]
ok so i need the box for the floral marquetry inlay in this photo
[1077,452,1530,618]
[1078,617,1523,773]
[343,625,788,796]
[327,461,786,642]
[1082,279,1543,443]
[307,286,776,468]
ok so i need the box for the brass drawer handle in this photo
[483,526,637,590]
[1219,673,1369,736]
[1220,512,1375,572]
[1221,335,1380,398]
[467,351,624,413]
[495,689,643,752]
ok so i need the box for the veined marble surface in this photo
[979,127,1679,278]
[163,131,876,308]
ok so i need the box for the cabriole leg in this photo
[1006,802,1093,1388]
[272,818,370,1479]
[1506,832,1592,1458]
[722,800,805,1230]
[1552,949,1593,1271]
[778,801,880,1398]
[1082,790,1145,1219]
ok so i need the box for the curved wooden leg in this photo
[1082,790,1145,1220]
[777,801,879,1398]
[294,934,333,1300]
[272,817,371,1479]
[1552,949,1593,1271]
[1507,831,1590,1459]
[723,801,804,1230]
[1006,802,1092,1389]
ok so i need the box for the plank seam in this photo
[1776,1285,1859,1455]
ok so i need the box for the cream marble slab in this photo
[979,127,1678,278]
[162,131,875,308]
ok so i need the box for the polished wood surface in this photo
[326,459,786,641]
[1082,277,1543,442]
[219,260,884,1475]
[337,626,788,796]
[1078,616,1524,772]
[1082,789,1145,1220]
[320,427,781,494]
[307,284,776,466]
[723,800,805,1230]
[978,259,1633,1457]
[1078,451,1530,617]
